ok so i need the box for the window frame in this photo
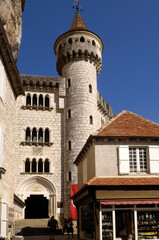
[129,147,148,174]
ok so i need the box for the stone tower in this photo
[54,13,103,217]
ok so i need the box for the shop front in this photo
[100,200,159,240]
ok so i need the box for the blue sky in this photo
[17,0,159,123]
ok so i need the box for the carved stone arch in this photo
[16,177,57,217]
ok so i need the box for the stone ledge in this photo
[21,106,53,111]
[20,142,53,147]
[21,172,53,175]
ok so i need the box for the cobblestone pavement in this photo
[24,235,78,240]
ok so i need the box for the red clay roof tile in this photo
[96,110,159,137]
[86,177,159,186]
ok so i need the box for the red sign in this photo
[71,184,78,220]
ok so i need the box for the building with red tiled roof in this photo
[73,110,159,240]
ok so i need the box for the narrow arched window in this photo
[38,128,43,142]
[68,38,72,44]
[68,171,72,181]
[80,36,85,42]
[89,115,93,125]
[45,95,50,107]
[89,84,92,93]
[26,94,31,106]
[45,128,49,143]
[68,79,71,88]
[26,127,31,142]
[68,140,71,150]
[38,158,43,173]
[39,94,43,107]
[92,40,96,46]
[68,109,71,119]
[32,158,36,172]
[32,128,37,142]
[44,159,49,173]
[25,158,30,172]
[33,94,37,107]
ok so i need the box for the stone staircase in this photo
[15,219,50,236]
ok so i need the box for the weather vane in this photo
[73,0,83,13]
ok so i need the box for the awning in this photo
[100,199,159,205]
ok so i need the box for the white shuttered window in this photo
[0,199,8,238]
[118,146,129,174]
[149,146,159,174]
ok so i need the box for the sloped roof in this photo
[86,176,159,186]
[96,110,159,137]
[69,13,88,31]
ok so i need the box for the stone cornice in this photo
[0,20,24,97]
[21,74,64,93]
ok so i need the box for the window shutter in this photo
[0,127,4,168]
[118,146,129,174]
[0,199,8,238]
[149,146,159,174]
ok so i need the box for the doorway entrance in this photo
[25,195,49,219]
[116,210,134,240]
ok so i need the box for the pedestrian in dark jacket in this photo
[48,215,58,240]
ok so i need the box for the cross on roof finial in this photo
[73,0,83,13]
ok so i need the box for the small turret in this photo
[54,13,103,76]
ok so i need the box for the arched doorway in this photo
[25,195,49,219]
[16,176,57,218]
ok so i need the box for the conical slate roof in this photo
[69,13,88,31]
[96,110,159,137]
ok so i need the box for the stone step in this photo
[15,219,49,230]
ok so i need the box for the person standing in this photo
[48,215,58,240]
[67,218,74,239]
[62,218,68,235]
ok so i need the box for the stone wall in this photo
[0,54,17,239]
[0,0,26,61]
[15,75,66,220]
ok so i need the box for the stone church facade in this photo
[14,13,114,221]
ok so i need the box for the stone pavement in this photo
[24,235,78,240]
